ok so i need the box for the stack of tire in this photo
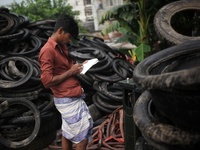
[0,7,134,149]
[68,34,135,114]
[133,0,200,149]
[0,8,61,149]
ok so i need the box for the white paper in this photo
[81,58,99,74]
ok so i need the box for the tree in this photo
[8,0,80,22]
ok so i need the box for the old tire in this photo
[154,0,200,45]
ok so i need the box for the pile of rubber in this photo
[69,34,135,114]
[133,40,200,150]
[0,7,135,149]
[0,8,60,150]
[132,0,200,149]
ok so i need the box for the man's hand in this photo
[70,63,83,75]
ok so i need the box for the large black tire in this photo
[133,40,200,90]
[0,56,33,88]
[0,100,40,148]
[133,40,200,131]
[6,130,57,150]
[0,11,14,35]
[154,0,200,45]
[133,91,200,149]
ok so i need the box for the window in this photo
[85,0,91,5]
[75,0,79,6]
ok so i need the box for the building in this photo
[68,0,124,31]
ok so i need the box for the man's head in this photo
[54,14,79,39]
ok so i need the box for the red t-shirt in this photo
[39,37,83,98]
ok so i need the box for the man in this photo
[39,14,93,150]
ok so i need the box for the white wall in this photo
[68,0,124,30]
[68,0,87,22]
[92,0,124,31]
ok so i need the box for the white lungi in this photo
[54,96,93,143]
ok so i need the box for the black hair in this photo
[54,14,79,38]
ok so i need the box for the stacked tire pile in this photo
[0,8,61,150]
[133,0,200,149]
[69,35,134,114]
[0,7,134,149]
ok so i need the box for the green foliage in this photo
[100,3,139,44]
[7,0,79,22]
[99,0,178,62]
[2,0,91,33]
[99,0,151,62]
[134,43,150,62]
[99,4,137,25]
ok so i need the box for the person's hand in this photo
[70,63,83,75]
